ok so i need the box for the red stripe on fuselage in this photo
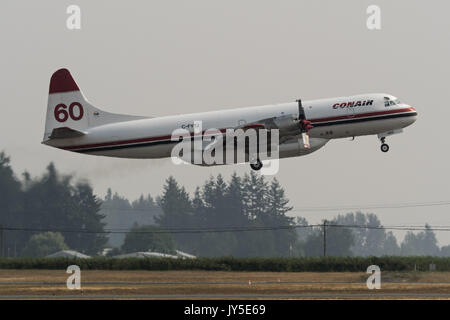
[310,107,415,123]
[61,129,228,151]
[60,108,416,151]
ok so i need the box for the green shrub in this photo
[0,256,449,271]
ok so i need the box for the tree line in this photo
[132,174,450,257]
[1,151,450,257]
[0,152,107,256]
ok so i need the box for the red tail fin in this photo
[49,68,80,94]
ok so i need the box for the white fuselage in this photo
[44,93,417,162]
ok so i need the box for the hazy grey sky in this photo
[1,1,449,245]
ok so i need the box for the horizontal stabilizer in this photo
[48,127,86,139]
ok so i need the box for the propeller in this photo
[301,119,314,131]
[296,99,313,149]
[300,119,313,149]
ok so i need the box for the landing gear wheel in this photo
[380,143,389,153]
[250,159,263,171]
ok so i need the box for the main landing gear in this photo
[380,137,389,153]
[250,158,263,171]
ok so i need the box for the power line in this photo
[2,224,450,235]
[325,224,450,232]
[98,199,450,214]
[292,200,450,212]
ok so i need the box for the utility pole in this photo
[323,220,327,257]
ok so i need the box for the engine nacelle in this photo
[270,114,301,136]
[278,137,329,159]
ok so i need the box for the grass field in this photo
[0,270,449,299]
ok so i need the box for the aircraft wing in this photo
[181,100,314,165]
[234,113,313,148]
[190,112,313,159]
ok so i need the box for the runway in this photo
[1,280,450,285]
[1,293,450,299]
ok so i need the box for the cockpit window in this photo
[384,98,402,107]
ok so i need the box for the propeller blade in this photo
[302,132,310,149]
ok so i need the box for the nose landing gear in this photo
[380,137,389,153]
[250,158,263,171]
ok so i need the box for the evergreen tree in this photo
[264,178,297,256]
[362,214,386,256]
[383,231,400,255]
[400,224,439,256]
[156,176,192,227]
[400,231,419,256]
[21,163,107,255]
[225,173,253,257]
[185,187,206,255]
[155,176,193,252]
[69,182,107,255]
[241,172,272,256]
[0,152,23,256]
[334,212,389,256]
[201,175,229,225]
[194,175,238,256]
[242,171,268,220]
[132,194,157,211]
[103,190,132,210]
[423,224,440,255]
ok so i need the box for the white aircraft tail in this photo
[43,68,146,142]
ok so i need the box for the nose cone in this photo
[406,105,418,126]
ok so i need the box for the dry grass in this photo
[0,270,449,298]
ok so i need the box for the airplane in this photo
[42,68,418,171]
